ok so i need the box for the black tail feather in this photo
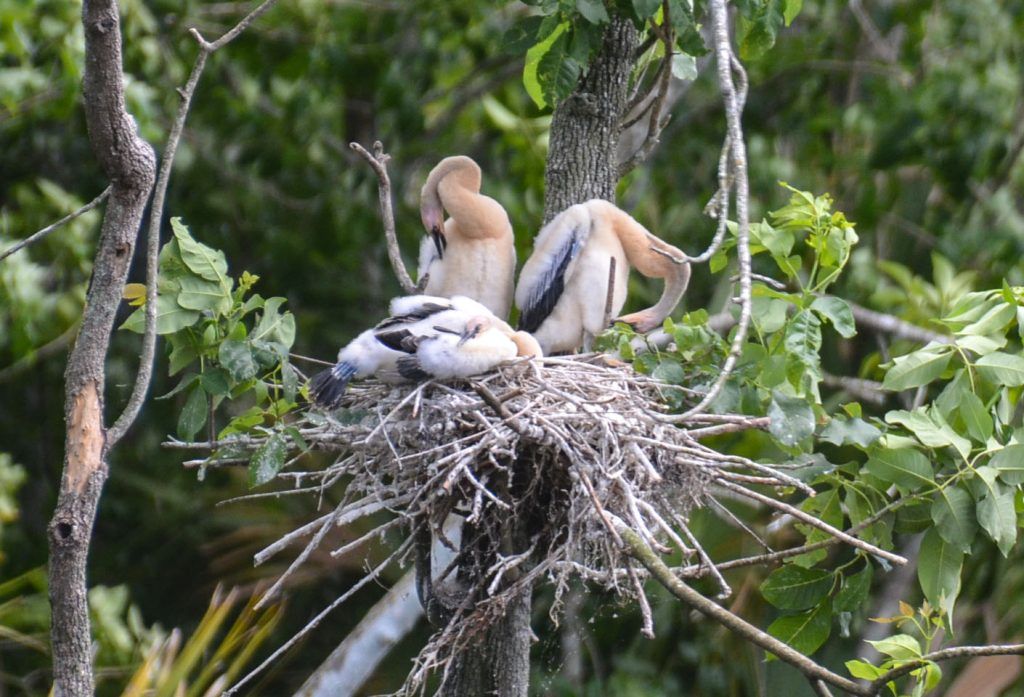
[308,362,357,408]
[397,356,429,382]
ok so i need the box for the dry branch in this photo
[0,186,110,263]
[350,141,421,294]
[173,355,909,694]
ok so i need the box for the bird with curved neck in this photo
[515,199,691,355]
[418,156,516,319]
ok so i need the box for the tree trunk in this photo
[48,2,156,695]
[544,15,639,220]
[438,14,639,696]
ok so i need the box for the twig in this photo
[0,187,110,262]
[107,0,280,447]
[848,302,951,345]
[602,256,617,329]
[679,0,752,419]
[290,352,335,367]
[822,373,886,406]
[717,480,907,566]
[616,523,869,696]
[866,644,1024,692]
[225,536,415,696]
[0,321,79,383]
[349,141,419,294]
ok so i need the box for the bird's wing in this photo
[396,356,429,381]
[375,300,454,330]
[515,208,592,333]
[373,328,422,353]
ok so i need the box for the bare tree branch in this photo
[108,0,280,447]
[848,302,951,345]
[867,644,1024,692]
[0,186,110,263]
[615,521,870,696]
[350,141,420,294]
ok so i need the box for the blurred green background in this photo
[2,0,1024,694]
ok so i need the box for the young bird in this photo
[396,314,542,382]
[515,199,691,354]
[308,295,501,408]
[418,156,517,319]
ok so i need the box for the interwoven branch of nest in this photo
[170,356,907,695]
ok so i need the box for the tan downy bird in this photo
[418,156,516,319]
[515,199,691,354]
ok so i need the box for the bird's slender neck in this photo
[649,261,691,321]
[421,157,482,215]
[511,331,543,358]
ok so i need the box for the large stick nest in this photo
[178,356,888,694]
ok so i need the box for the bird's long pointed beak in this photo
[431,227,447,260]
[457,324,482,346]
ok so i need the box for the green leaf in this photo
[523,22,568,109]
[957,391,993,443]
[631,0,661,19]
[768,391,815,448]
[176,275,232,315]
[575,0,609,24]
[834,564,873,613]
[751,296,789,334]
[670,53,697,81]
[819,417,881,448]
[976,352,1024,386]
[783,0,802,25]
[885,408,972,461]
[248,432,287,487]
[930,486,977,553]
[737,0,785,59]
[177,386,208,441]
[251,297,295,349]
[281,361,298,403]
[957,300,1014,337]
[918,528,963,620]
[864,448,933,491]
[171,218,231,288]
[200,368,232,397]
[810,296,856,338]
[766,601,832,657]
[867,633,922,660]
[219,340,258,382]
[977,483,1017,556]
[882,346,952,391]
[500,15,545,54]
[120,294,202,335]
[990,444,1024,485]
[845,659,887,681]
[760,566,832,610]
[651,359,685,384]
[783,310,822,373]
[537,29,582,107]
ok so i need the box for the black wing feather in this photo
[517,219,589,333]
[397,356,429,381]
[374,329,421,353]
[375,302,452,330]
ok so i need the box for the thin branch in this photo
[349,141,419,294]
[0,321,79,383]
[678,0,752,419]
[867,644,1024,693]
[717,480,907,566]
[615,521,869,696]
[108,0,281,447]
[0,187,110,262]
[822,373,886,406]
[848,302,951,345]
[602,256,617,329]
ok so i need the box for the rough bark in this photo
[544,15,640,220]
[48,1,156,695]
[438,14,640,696]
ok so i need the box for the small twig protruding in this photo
[0,186,111,263]
[350,141,419,294]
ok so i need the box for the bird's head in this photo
[420,202,447,260]
[458,315,492,345]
